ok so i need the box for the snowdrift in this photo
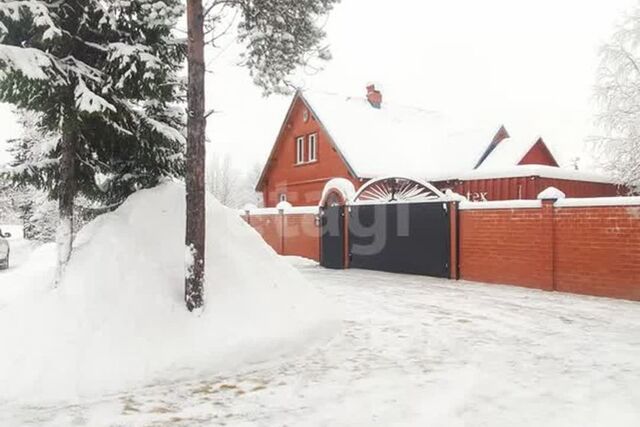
[0,183,339,403]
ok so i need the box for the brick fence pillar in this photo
[278,209,285,255]
[541,199,556,291]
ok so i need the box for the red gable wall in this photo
[518,139,559,167]
[260,96,360,207]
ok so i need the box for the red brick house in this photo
[256,86,622,207]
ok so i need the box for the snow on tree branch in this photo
[116,99,186,145]
[0,1,62,41]
[0,45,56,80]
[1,1,187,208]
[237,0,338,95]
[75,78,117,114]
[595,4,640,192]
[201,0,339,95]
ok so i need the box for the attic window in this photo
[308,133,317,162]
[303,110,309,122]
[295,136,305,164]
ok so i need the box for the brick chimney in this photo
[366,84,382,108]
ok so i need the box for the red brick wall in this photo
[554,206,640,300]
[246,214,283,254]
[283,214,320,260]
[246,200,640,302]
[244,212,320,261]
[459,205,554,290]
[459,201,640,301]
[260,96,361,207]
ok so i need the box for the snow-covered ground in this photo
[0,184,338,405]
[2,258,639,426]
[4,238,37,270]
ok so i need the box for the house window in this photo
[308,133,317,162]
[295,136,305,164]
[279,193,287,203]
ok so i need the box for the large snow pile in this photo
[0,183,339,403]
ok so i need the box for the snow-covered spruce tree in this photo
[0,1,187,282]
[0,170,57,242]
[0,176,21,225]
[183,0,339,311]
[3,112,58,241]
[4,111,58,198]
[595,4,640,193]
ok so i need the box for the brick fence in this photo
[243,197,640,301]
[458,200,554,291]
[243,207,320,261]
[459,198,640,301]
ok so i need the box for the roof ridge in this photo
[302,88,442,117]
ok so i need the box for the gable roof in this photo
[302,91,502,179]
[256,90,562,190]
[518,138,559,167]
[254,91,355,192]
[473,125,510,168]
[476,136,558,170]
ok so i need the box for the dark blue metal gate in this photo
[320,206,345,269]
[348,202,450,277]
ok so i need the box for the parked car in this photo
[0,228,10,270]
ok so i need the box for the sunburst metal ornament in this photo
[353,177,445,203]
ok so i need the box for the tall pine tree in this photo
[0,1,186,283]
[183,0,339,311]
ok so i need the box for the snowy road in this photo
[3,259,640,426]
[4,239,36,271]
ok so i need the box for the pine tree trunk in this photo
[185,0,206,311]
[54,117,77,286]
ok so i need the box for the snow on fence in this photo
[459,196,640,301]
[242,207,321,261]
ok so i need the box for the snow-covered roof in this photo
[302,91,500,179]
[450,164,620,184]
[475,136,541,170]
[259,90,617,189]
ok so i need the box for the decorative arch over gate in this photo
[319,178,356,207]
[352,176,447,204]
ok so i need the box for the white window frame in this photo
[295,136,305,164]
[308,133,317,162]
[279,193,287,203]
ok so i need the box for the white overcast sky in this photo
[0,0,636,171]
